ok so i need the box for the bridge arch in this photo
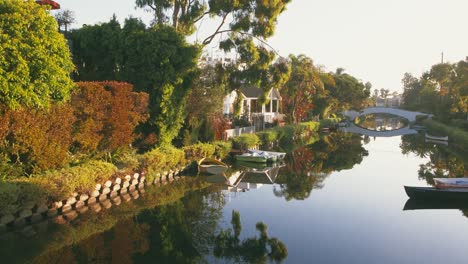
[343,107,432,122]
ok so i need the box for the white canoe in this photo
[425,133,448,141]
[434,178,468,188]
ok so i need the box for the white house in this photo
[223,86,283,123]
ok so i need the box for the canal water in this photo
[1,132,467,264]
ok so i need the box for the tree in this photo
[136,0,292,99]
[282,55,323,123]
[70,18,199,146]
[0,0,74,109]
[327,69,371,111]
[54,9,75,33]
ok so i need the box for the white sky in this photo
[56,0,468,92]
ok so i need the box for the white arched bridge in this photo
[340,107,432,137]
[343,107,432,122]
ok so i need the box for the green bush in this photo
[257,130,279,146]
[423,119,468,147]
[139,146,186,182]
[232,133,260,150]
[213,141,232,159]
[28,160,117,200]
[183,142,216,161]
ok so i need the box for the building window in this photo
[272,100,278,112]
[265,100,271,112]
[251,99,262,113]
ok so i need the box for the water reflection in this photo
[400,134,467,186]
[355,113,408,131]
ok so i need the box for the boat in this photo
[404,186,468,200]
[434,178,468,188]
[248,149,286,160]
[235,152,268,163]
[198,157,228,175]
[425,133,448,141]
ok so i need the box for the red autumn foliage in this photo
[72,81,149,154]
[7,105,75,173]
[212,115,231,140]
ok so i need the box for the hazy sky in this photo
[57,0,467,92]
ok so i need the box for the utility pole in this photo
[441,52,444,64]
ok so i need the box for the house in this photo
[223,86,283,124]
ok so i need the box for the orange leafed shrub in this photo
[72,82,149,154]
[8,105,75,173]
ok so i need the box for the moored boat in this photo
[235,152,268,163]
[198,157,228,175]
[434,178,468,188]
[425,133,448,141]
[248,149,286,160]
[404,186,468,200]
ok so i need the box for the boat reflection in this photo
[202,162,285,192]
[403,198,468,210]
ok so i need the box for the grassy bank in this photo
[0,141,231,216]
[423,119,468,148]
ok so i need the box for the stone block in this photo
[137,182,145,189]
[47,209,58,218]
[131,179,138,186]
[114,177,122,185]
[66,197,77,205]
[90,204,101,213]
[75,201,85,209]
[19,209,32,219]
[62,204,72,213]
[124,175,131,181]
[122,194,131,202]
[111,196,121,206]
[98,194,108,201]
[64,210,78,221]
[129,185,136,192]
[102,187,111,195]
[79,194,89,201]
[133,173,139,180]
[36,204,48,214]
[122,181,130,188]
[52,201,63,209]
[13,218,26,227]
[104,180,112,188]
[120,187,128,194]
[30,213,43,224]
[53,216,67,225]
[91,190,100,197]
[101,200,112,209]
[95,183,102,191]
[0,214,15,225]
[87,197,97,205]
[109,191,118,198]
[77,206,88,214]
[112,184,121,191]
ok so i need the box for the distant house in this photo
[375,93,402,108]
[223,86,283,123]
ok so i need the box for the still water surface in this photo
[2,132,467,264]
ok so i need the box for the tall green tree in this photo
[0,0,74,109]
[136,0,292,99]
[282,54,323,123]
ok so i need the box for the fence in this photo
[224,126,256,139]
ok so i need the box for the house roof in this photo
[240,86,281,100]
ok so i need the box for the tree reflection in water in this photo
[400,134,467,185]
[274,132,368,201]
[214,210,288,264]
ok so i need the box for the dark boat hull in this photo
[404,186,468,200]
